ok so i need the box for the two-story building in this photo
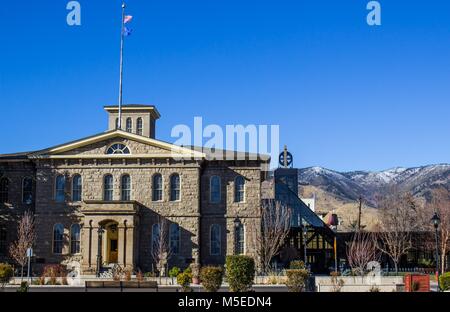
[0,105,269,274]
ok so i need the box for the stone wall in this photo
[200,162,262,265]
[0,160,36,262]
[33,157,202,273]
[1,152,265,274]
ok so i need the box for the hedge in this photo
[285,269,309,292]
[439,272,450,291]
[0,263,13,287]
[226,255,255,292]
[200,266,224,292]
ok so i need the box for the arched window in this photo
[169,223,180,254]
[70,224,81,254]
[0,228,7,254]
[106,143,130,155]
[235,223,245,255]
[121,174,131,201]
[104,175,114,201]
[234,176,245,203]
[151,223,160,253]
[152,174,163,201]
[53,223,64,254]
[55,175,66,202]
[72,175,82,202]
[136,117,143,135]
[210,176,221,203]
[126,117,132,133]
[115,118,119,129]
[22,177,33,204]
[210,224,221,256]
[0,178,8,204]
[170,174,180,201]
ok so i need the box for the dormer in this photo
[104,104,161,139]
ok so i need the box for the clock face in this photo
[279,151,293,167]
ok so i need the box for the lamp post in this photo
[96,226,105,278]
[431,212,441,292]
[233,217,241,255]
[327,213,339,273]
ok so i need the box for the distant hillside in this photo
[297,164,450,231]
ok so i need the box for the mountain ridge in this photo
[297,164,450,231]
[298,163,450,208]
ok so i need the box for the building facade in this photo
[0,105,269,274]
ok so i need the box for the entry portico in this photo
[81,200,140,273]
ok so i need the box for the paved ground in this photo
[2,285,289,292]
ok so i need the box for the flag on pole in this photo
[123,26,133,37]
[124,15,133,24]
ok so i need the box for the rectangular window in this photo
[72,176,82,202]
[152,175,163,201]
[0,178,9,203]
[70,225,81,254]
[53,224,64,254]
[22,177,33,204]
[121,175,131,201]
[210,225,221,256]
[55,176,65,202]
[170,175,180,201]
[104,175,114,201]
[236,224,245,255]
[169,224,180,255]
[210,176,221,204]
[0,229,7,254]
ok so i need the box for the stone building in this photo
[0,105,269,274]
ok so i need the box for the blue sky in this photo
[1,0,450,171]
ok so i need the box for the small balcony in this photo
[81,200,140,215]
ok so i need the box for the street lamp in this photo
[431,212,441,292]
[96,226,105,277]
[327,213,339,273]
[233,217,240,255]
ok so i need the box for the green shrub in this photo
[285,269,309,292]
[17,281,29,292]
[0,263,14,287]
[177,272,193,292]
[200,266,223,292]
[289,260,305,270]
[169,267,181,278]
[226,255,255,292]
[439,272,450,291]
[418,258,434,268]
[144,272,157,278]
[183,266,192,275]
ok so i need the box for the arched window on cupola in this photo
[126,117,133,133]
[136,117,143,135]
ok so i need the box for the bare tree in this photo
[255,200,291,274]
[9,210,36,280]
[151,216,171,277]
[427,188,450,273]
[346,231,379,276]
[376,191,418,274]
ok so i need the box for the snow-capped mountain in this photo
[298,164,450,206]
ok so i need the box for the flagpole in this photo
[118,1,126,130]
